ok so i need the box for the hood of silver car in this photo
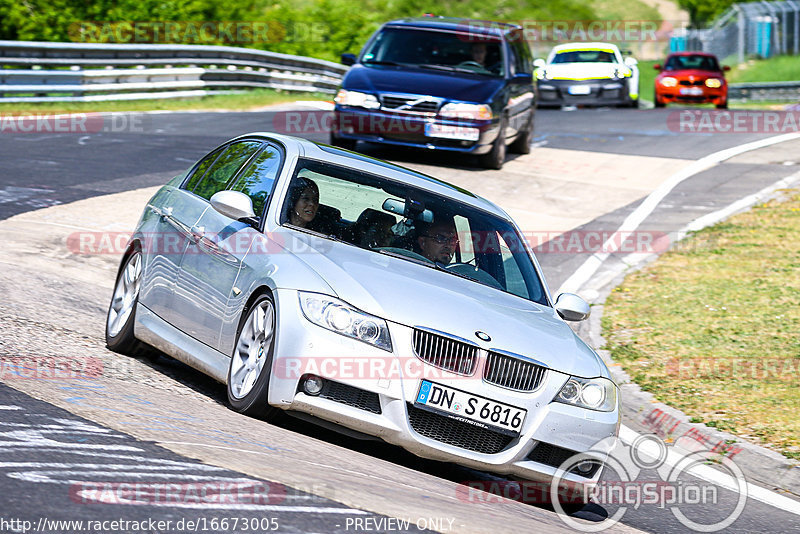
[284,234,605,378]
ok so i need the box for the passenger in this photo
[349,209,396,249]
[287,177,319,228]
[417,217,458,264]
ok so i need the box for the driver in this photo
[417,217,458,264]
[470,43,487,66]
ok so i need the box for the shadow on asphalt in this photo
[124,348,608,523]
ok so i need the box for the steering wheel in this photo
[457,61,485,69]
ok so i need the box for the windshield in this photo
[361,27,505,77]
[665,54,720,72]
[551,50,616,64]
[281,158,547,305]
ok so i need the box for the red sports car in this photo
[654,52,730,109]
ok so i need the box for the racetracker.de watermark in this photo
[455,20,666,42]
[0,356,103,380]
[665,357,800,380]
[70,480,287,505]
[68,21,328,44]
[0,113,147,134]
[66,230,670,256]
[668,110,800,134]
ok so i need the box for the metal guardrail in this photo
[0,40,348,102]
[729,80,800,101]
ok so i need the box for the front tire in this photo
[227,294,279,420]
[106,250,145,355]
[479,119,507,169]
[509,115,534,154]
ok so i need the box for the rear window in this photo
[552,50,616,64]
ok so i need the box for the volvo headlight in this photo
[439,102,493,121]
[299,292,392,351]
[705,78,723,88]
[660,77,678,87]
[555,376,617,412]
[334,89,380,110]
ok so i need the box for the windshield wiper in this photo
[363,60,405,66]
[419,64,494,76]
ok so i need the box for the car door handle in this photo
[190,225,205,242]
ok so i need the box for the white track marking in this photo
[617,170,800,271]
[558,132,800,295]
[620,425,800,516]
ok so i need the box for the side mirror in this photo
[723,65,731,72]
[624,57,638,67]
[653,63,662,70]
[513,72,533,83]
[554,293,590,322]
[533,58,546,70]
[210,190,256,221]
[341,53,357,66]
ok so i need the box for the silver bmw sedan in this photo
[106,133,620,502]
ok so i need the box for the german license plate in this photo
[415,380,526,436]
[568,85,591,95]
[425,123,480,141]
[680,87,704,96]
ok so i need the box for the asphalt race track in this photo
[1,105,799,533]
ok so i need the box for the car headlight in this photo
[334,89,380,110]
[555,376,617,412]
[705,78,723,88]
[660,77,678,87]
[298,292,392,351]
[536,69,549,80]
[439,102,493,121]
[614,67,631,79]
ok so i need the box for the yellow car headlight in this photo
[439,103,493,121]
[660,77,678,88]
[705,78,723,88]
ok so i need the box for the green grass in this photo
[637,59,659,103]
[727,55,800,84]
[592,0,661,23]
[602,191,800,460]
[0,89,329,114]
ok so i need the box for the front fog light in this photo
[303,375,324,395]
[575,461,596,474]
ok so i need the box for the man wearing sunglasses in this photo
[417,217,458,264]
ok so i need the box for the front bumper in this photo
[269,288,620,492]
[332,107,499,155]
[657,86,727,105]
[538,78,629,107]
